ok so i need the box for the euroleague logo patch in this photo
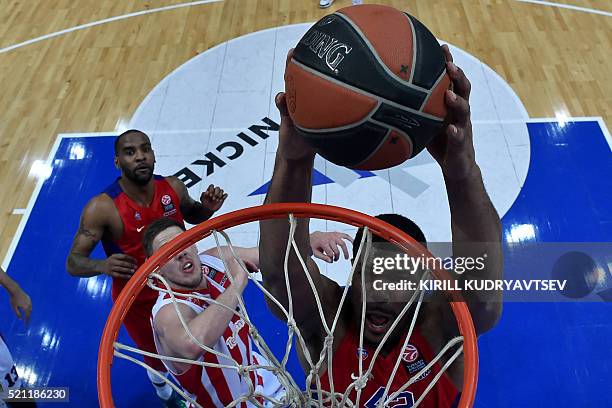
[401,344,419,363]
[401,343,432,382]
[161,194,177,216]
[161,194,172,206]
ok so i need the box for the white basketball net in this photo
[111,214,466,407]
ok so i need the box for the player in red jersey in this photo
[259,46,503,406]
[66,129,227,407]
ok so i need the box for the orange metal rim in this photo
[98,202,478,407]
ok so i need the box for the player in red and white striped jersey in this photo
[143,217,353,407]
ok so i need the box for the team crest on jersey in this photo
[401,344,431,382]
[356,347,369,361]
[134,211,142,221]
[402,344,419,363]
[161,194,177,216]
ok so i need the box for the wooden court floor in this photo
[0,0,610,262]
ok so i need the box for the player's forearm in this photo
[183,203,215,224]
[220,247,260,271]
[66,253,104,277]
[0,267,22,296]
[260,156,316,317]
[265,155,315,204]
[241,247,260,269]
[182,282,245,358]
[444,165,502,280]
[444,165,501,245]
[262,155,315,252]
[444,165,503,332]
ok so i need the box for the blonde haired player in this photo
[143,218,353,407]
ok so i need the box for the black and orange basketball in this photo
[285,4,450,170]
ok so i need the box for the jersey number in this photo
[365,386,415,408]
[4,365,19,388]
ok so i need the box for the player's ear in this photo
[114,156,119,169]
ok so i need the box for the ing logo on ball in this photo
[299,29,352,73]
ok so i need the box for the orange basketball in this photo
[285,4,450,170]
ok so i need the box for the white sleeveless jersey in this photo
[0,333,22,408]
[151,255,284,407]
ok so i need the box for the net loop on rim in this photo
[98,203,478,408]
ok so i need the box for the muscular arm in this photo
[258,93,338,347]
[66,196,108,277]
[445,166,503,334]
[203,230,353,279]
[153,274,247,363]
[202,246,260,272]
[66,195,135,279]
[425,165,503,392]
[421,46,503,390]
[430,49,503,336]
[260,156,320,323]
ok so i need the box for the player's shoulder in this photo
[154,296,197,325]
[84,193,116,214]
[164,175,182,189]
[164,175,188,198]
[81,193,120,225]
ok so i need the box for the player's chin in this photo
[129,174,152,186]
[363,318,394,344]
[136,171,153,183]
[363,329,385,345]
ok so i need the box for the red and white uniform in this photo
[318,324,460,407]
[101,175,184,371]
[151,255,284,408]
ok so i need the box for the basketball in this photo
[285,4,450,170]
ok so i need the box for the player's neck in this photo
[119,177,155,207]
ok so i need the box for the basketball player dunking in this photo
[259,46,503,407]
[66,130,227,407]
[143,217,354,407]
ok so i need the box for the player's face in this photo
[115,132,155,185]
[350,248,421,347]
[153,226,203,289]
